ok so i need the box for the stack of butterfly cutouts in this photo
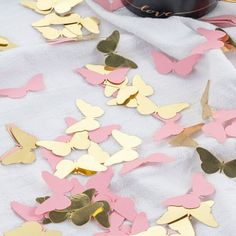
[21,0,100,42]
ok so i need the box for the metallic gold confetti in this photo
[0,36,16,51]
[169,123,204,147]
[201,80,212,120]
[0,124,38,165]
[197,147,236,178]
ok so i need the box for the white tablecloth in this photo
[0,0,236,235]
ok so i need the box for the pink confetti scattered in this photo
[76,67,129,85]
[202,109,236,143]
[35,171,73,215]
[0,74,45,98]
[202,15,236,28]
[154,114,184,141]
[163,172,215,209]
[94,0,124,12]
[89,124,122,143]
[191,28,226,54]
[225,120,236,138]
[151,50,201,77]
[120,153,175,175]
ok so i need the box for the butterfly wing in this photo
[225,121,236,137]
[76,99,104,118]
[108,68,129,84]
[76,68,106,85]
[151,50,174,75]
[197,28,226,41]
[223,160,236,178]
[70,132,91,150]
[54,159,75,179]
[112,129,142,148]
[174,54,201,77]
[156,103,190,120]
[130,212,149,235]
[0,88,27,98]
[133,226,168,236]
[88,142,110,163]
[136,94,157,115]
[196,147,222,174]
[116,86,139,105]
[54,0,83,14]
[169,217,195,236]
[36,140,71,157]
[132,75,154,96]
[34,26,61,40]
[26,74,45,92]
[97,30,119,53]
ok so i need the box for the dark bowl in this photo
[121,0,218,18]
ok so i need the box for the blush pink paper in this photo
[154,114,184,141]
[191,28,226,54]
[151,50,201,77]
[89,125,121,143]
[94,0,124,12]
[225,120,236,137]
[120,153,175,175]
[202,15,236,28]
[0,74,45,98]
[35,171,73,215]
[163,173,215,209]
[11,202,44,221]
[202,109,236,143]
[130,212,149,235]
[76,67,129,85]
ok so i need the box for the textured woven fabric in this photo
[0,0,236,235]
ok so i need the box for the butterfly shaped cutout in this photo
[163,173,215,209]
[202,109,236,143]
[0,36,16,51]
[4,221,62,236]
[97,30,138,69]
[104,130,142,166]
[202,15,236,28]
[94,0,124,12]
[21,0,83,15]
[35,171,73,215]
[169,123,204,148]
[157,201,218,236]
[36,131,90,156]
[54,154,107,178]
[0,74,44,98]
[197,147,236,178]
[151,50,201,77]
[191,28,226,54]
[120,153,175,175]
[66,99,104,134]
[154,114,184,141]
[133,226,169,236]
[76,65,129,85]
[0,124,38,165]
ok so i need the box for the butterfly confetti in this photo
[151,50,201,77]
[120,153,175,175]
[169,123,204,148]
[0,36,16,51]
[0,124,38,165]
[66,99,104,134]
[163,173,215,209]
[201,80,212,120]
[197,147,236,178]
[94,0,124,12]
[104,129,142,166]
[157,200,218,236]
[154,114,184,141]
[21,0,83,15]
[4,221,62,236]
[191,28,226,54]
[0,74,45,99]
[217,28,236,52]
[202,15,236,28]
[97,30,138,69]
[202,109,236,143]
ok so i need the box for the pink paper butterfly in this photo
[202,109,236,143]
[163,172,215,209]
[191,28,226,54]
[120,153,175,175]
[89,124,122,143]
[76,67,129,85]
[151,50,201,77]
[154,114,184,141]
[11,202,44,221]
[0,74,45,98]
[94,0,124,12]
[202,15,236,28]
[225,119,236,138]
[35,171,73,215]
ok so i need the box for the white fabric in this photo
[0,0,236,235]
